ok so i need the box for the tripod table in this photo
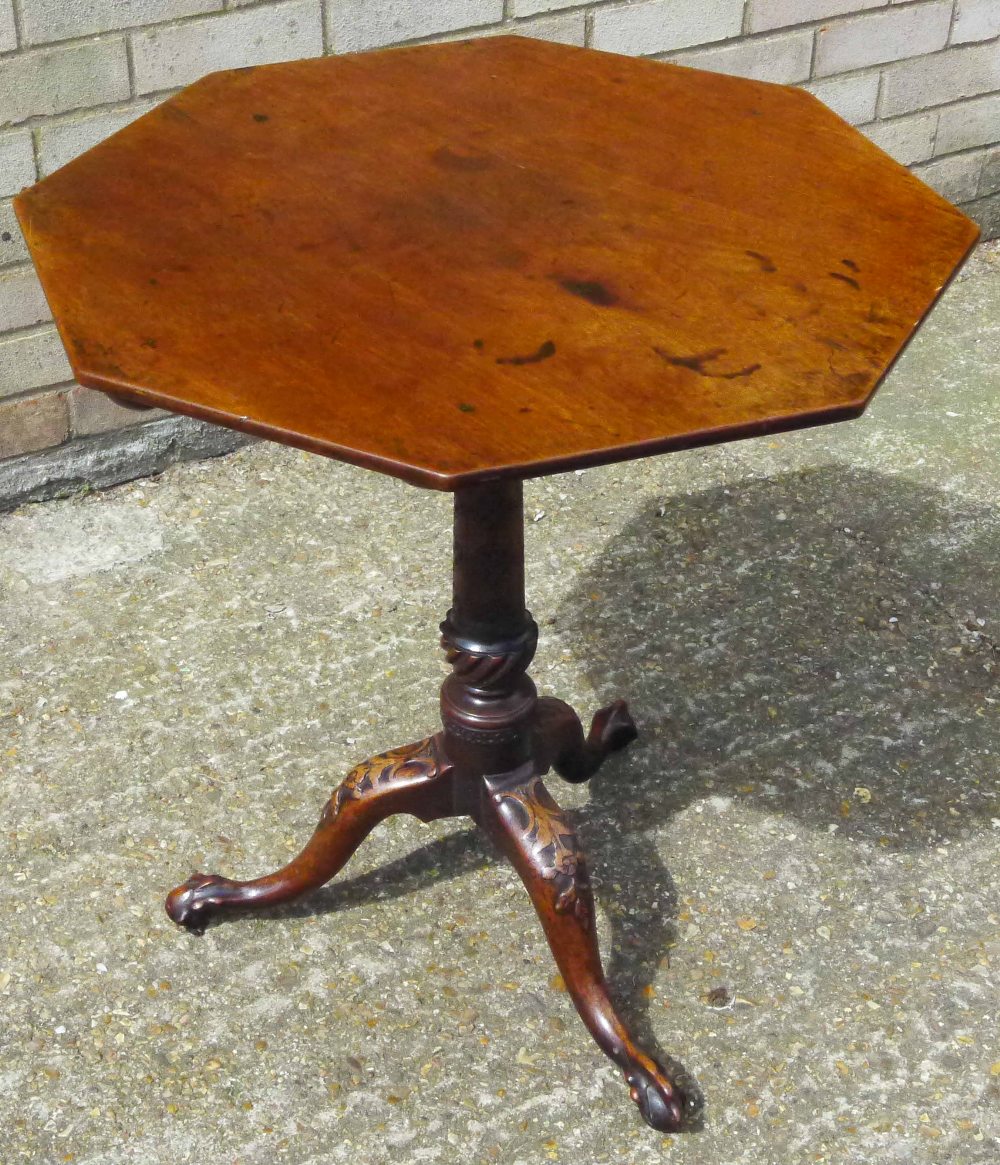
[14,35,978,1131]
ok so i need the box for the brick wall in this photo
[1,0,997,504]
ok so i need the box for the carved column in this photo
[440,481,539,801]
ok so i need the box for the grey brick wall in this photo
[0,0,997,497]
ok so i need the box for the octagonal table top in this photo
[15,36,978,490]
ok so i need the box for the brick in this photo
[0,199,30,268]
[0,39,130,129]
[861,111,937,164]
[327,0,503,53]
[881,41,1000,116]
[935,93,1000,155]
[747,0,885,33]
[512,0,578,14]
[430,12,585,46]
[20,0,221,46]
[666,30,814,84]
[0,266,52,331]
[1,0,16,52]
[981,146,1000,196]
[133,1,323,95]
[952,0,1000,45]
[69,384,167,437]
[512,13,586,46]
[0,132,36,198]
[815,2,952,77]
[37,102,160,177]
[801,72,881,124]
[591,0,743,57]
[959,191,999,238]
[913,151,986,202]
[0,326,72,398]
[0,390,69,460]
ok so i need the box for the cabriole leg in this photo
[166,736,455,933]
[479,770,683,1132]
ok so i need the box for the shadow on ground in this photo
[237,463,998,1127]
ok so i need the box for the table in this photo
[15,35,978,1132]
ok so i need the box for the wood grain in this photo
[15,36,978,489]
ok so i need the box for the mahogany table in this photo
[15,36,977,1131]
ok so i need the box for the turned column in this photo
[439,481,539,801]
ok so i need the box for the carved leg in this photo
[534,697,638,784]
[166,736,454,934]
[479,772,683,1132]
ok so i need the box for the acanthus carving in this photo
[324,738,439,822]
[493,774,590,927]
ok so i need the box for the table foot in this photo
[534,697,638,784]
[166,736,455,934]
[480,769,683,1132]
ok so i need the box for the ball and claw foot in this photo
[591,698,639,755]
[535,696,639,785]
[625,1056,684,1132]
[166,736,454,937]
[165,872,236,935]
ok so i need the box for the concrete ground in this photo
[1,243,998,1165]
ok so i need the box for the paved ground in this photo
[1,243,998,1165]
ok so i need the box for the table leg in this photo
[165,736,455,934]
[479,770,683,1133]
[165,478,689,1132]
[534,696,638,783]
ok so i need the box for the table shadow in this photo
[243,463,999,1128]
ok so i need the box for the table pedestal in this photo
[165,481,684,1132]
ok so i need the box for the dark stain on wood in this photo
[497,340,556,366]
[829,271,861,290]
[654,346,761,380]
[745,250,776,273]
[841,258,859,271]
[558,278,618,306]
[252,113,270,123]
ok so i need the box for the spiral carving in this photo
[440,619,538,692]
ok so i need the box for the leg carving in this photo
[480,772,682,1132]
[534,697,638,784]
[166,736,454,934]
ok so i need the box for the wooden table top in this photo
[16,36,977,490]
